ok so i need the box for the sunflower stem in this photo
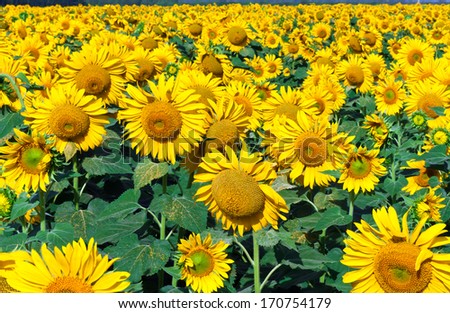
[39,189,46,231]
[260,263,282,291]
[233,237,254,266]
[0,73,25,112]
[73,155,80,211]
[253,232,261,293]
[158,173,168,290]
[348,191,355,220]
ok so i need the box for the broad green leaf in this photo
[271,173,296,192]
[134,159,169,189]
[159,194,207,233]
[0,112,23,142]
[296,245,333,271]
[10,195,39,221]
[71,210,96,241]
[36,222,75,248]
[383,176,407,197]
[314,207,353,231]
[97,189,141,220]
[95,211,146,244]
[0,233,28,251]
[418,145,448,165]
[111,234,171,283]
[254,229,280,248]
[278,189,304,206]
[82,156,133,176]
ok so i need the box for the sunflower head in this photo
[429,127,450,146]
[0,189,14,221]
[410,111,428,130]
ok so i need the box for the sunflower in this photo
[130,46,162,84]
[270,112,351,188]
[221,19,255,53]
[413,187,446,223]
[405,79,450,128]
[341,206,450,293]
[4,238,130,293]
[338,146,387,194]
[58,44,127,106]
[311,22,332,42]
[300,84,335,119]
[335,55,374,93]
[0,251,31,293]
[176,70,224,108]
[0,129,53,194]
[118,75,207,164]
[224,80,264,131]
[23,84,109,154]
[395,38,434,70]
[177,233,233,293]
[195,44,232,82]
[280,38,303,59]
[264,32,281,49]
[362,114,389,148]
[402,160,441,195]
[0,189,14,222]
[365,53,386,82]
[194,145,288,236]
[14,34,52,75]
[263,54,283,80]
[360,27,383,53]
[407,57,443,83]
[374,75,406,116]
[0,56,27,112]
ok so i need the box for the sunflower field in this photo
[1,2,450,294]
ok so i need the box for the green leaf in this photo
[271,173,296,192]
[0,112,23,141]
[418,145,449,165]
[95,211,146,244]
[36,222,75,248]
[110,234,171,283]
[278,189,304,206]
[134,159,169,189]
[314,207,353,231]
[0,233,28,251]
[296,245,333,271]
[71,210,96,241]
[383,176,407,197]
[254,229,280,248]
[159,194,207,233]
[10,195,39,221]
[82,156,133,176]
[239,47,255,58]
[97,189,141,220]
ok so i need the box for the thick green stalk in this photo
[73,155,80,210]
[253,232,261,293]
[39,189,46,231]
[0,73,25,111]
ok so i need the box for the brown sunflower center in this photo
[141,101,182,140]
[187,249,215,277]
[275,103,299,121]
[234,94,253,116]
[317,29,328,39]
[349,36,363,53]
[49,105,90,140]
[346,65,365,86]
[136,58,155,82]
[227,26,248,46]
[75,64,111,96]
[407,49,423,66]
[364,32,377,46]
[201,55,223,77]
[192,86,216,106]
[288,43,299,54]
[27,47,40,62]
[141,37,158,51]
[188,23,202,37]
[415,168,440,187]
[211,169,265,218]
[205,119,239,152]
[0,276,17,293]
[383,88,398,105]
[374,242,432,293]
[20,146,48,174]
[417,93,443,118]
[294,133,327,167]
[45,276,93,293]
[347,156,372,179]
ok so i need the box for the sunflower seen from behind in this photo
[118,75,207,164]
[4,238,130,293]
[0,129,53,194]
[177,233,233,293]
[341,206,450,292]
[23,84,109,155]
[194,145,288,236]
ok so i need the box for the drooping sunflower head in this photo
[177,233,233,293]
[412,187,445,223]
[341,206,450,293]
